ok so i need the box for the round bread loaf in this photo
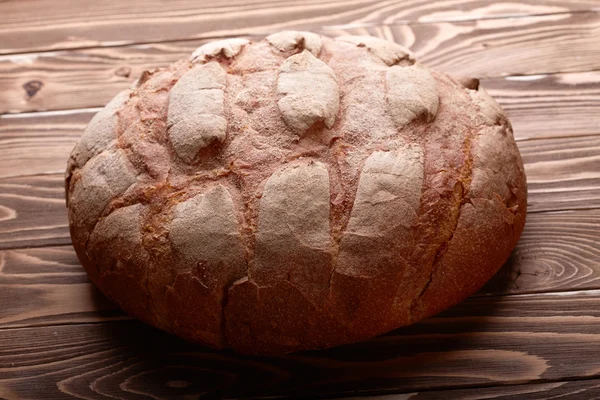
[65,31,527,355]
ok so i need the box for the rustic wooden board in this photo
[2,206,599,330]
[0,110,87,178]
[1,0,597,55]
[0,175,70,250]
[2,287,600,399]
[327,11,600,77]
[517,135,600,213]
[482,209,600,295]
[0,41,206,114]
[0,246,122,329]
[3,13,600,114]
[484,72,600,140]
[1,2,599,399]
[348,379,600,399]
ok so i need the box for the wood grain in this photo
[0,110,86,178]
[0,41,207,114]
[3,288,600,399]
[518,135,600,213]
[482,210,600,295]
[1,0,597,55]
[327,11,600,77]
[347,379,600,399]
[3,12,600,114]
[2,207,599,331]
[484,71,600,140]
[0,175,70,250]
[1,2,599,398]
[0,246,121,329]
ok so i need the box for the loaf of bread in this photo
[65,31,527,355]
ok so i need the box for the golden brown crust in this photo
[66,33,527,355]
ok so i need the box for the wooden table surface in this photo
[2,1,600,399]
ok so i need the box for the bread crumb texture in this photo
[65,32,527,355]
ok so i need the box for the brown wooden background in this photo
[2,1,600,399]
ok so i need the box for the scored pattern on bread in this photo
[335,35,414,66]
[65,31,527,355]
[277,50,340,133]
[385,64,440,129]
[267,31,323,56]
[168,185,247,347]
[191,38,251,64]
[168,62,228,162]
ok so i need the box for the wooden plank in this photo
[0,246,122,329]
[2,207,599,330]
[0,175,70,250]
[0,0,597,55]
[3,12,600,114]
[481,209,600,295]
[485,72,600,140]
[517,135,600,213]
[3,288,600,399]
[0,110,87,178]
[347,379,600,399]
[0,41,207,114]
[327,11,600,77]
